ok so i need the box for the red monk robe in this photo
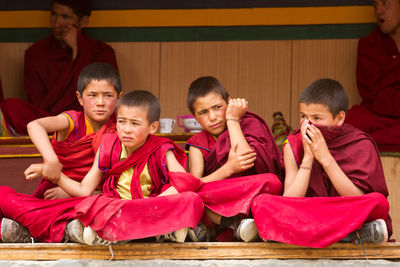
[0,134,203,242]
[346,27,400,152]
[252,123,391,248]
[0,31,118,135]
[186,111,284,219]
[32,110,116,199]
[72,133,204,241]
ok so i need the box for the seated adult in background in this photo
[346,0,400,152]
[0,0,118,136]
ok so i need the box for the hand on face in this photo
[226,143,256,175]
[61,24,78,51]
[225,98,248,121]
[302,121,331,165]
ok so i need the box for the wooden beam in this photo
[1,242,400,260]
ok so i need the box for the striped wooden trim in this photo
[0,24,376,42]
[0,6,375,29]
[0,154,41,158]
[0,0,372,10]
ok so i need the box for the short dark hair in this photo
[53,0,91,18]
[187,76,229,114]
[77,63,121,94]
[117,90,160,124]
[299,78,349,116]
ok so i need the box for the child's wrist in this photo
[226,118,241,123]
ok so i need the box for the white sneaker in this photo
[83,225,115,246]
[65,219,85,244]
[235,218,260,242]
[156,227,189,243]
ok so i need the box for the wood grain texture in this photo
[0,242,399,260]
[0,43,31,100]
[291,39,360,129]
[159,41,239,132]
[109,42,160,97]
[381,156,400,242]
[237,40,292,127]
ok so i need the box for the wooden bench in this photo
[1,242,400,260]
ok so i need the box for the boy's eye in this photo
[215,105,222,110]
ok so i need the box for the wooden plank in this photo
[237,40,292,127]
[1,242,400,260]
[0,43,31,99]
[109,42,160,97]
[381,156,400,242]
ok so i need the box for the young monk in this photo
[29,62,121,199]
[252,78,391,248]
[185,76,283,242]
[0,90,203,245]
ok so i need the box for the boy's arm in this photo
[27,114,70,181]
[283,143,313,197]
[158,150,185,196]
[188,146,205,178]
[191,144,256,183]
[305,124,364,196]
[55,149,103,197]
[225,98,253,152]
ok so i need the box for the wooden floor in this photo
[1,242,400,261]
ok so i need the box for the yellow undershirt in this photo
[116,144,152,200]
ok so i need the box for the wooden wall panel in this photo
[159,41,239,132]
[291,39,360,129]
[0,43,31,100]
[381,156,400,242]
[237,41,292,127]
[109,42,160,97]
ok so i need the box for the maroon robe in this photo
[186,111,284,218]
[32,110,116,199]
[346,27,400,152]
[0,134,203,242]
[252,123,391,248]
[0,31,118,135]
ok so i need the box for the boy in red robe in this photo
[0,0,118,136]
[252,78,391,248]
[185,76,283,242]
[345,0,400,152]
[30,62,122,199]
[0,90,203,245]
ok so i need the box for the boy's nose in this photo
[97,96,105,105]
[208,111,217,121]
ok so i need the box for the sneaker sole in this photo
[174,227,189,243]
[375,219,388,243]
[238,219,259,242]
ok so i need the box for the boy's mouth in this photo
[210,122,222,129]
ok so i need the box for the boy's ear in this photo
[335,111,346,126]
[149,121,159,134]
[79,16,89,29]
[118,92,124,98]
[76,91,84,106]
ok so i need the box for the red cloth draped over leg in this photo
[252,192,390,248]
[0,186,85,242]
[196,173,282,217]
[0,98,49,135]
[75,192,204,241]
